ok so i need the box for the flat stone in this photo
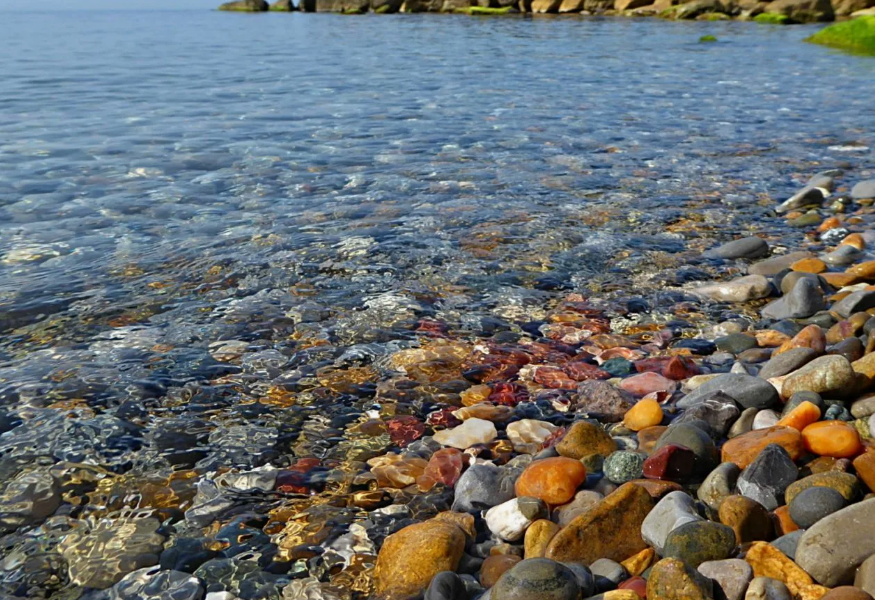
[759,348,818,380]
[745,577,792,600]
[663,520,737,568]
[557,421,617,460]
[721,426,803,469]
[705,237,770,260]
[745,542,813,597]
[729,408,759,439]
[674,391,740,437]
[784,471,860,505]
[854,553,875,597]
[696,275,774,303]
[698,559,753,600]
[851,179,875,200]
[590,558,628,585]
[737,444,798,511]
[788,486,845,529]
[781,355,857,398]
[452,464,517,513]
[677,373,779,410]
[719,495,773,543]
[833,291,875,319]
[761,278,826,321]
[776,187,825,214]
[795,498,875,586]
[750,252,814,277]
[852,395,875,419]
[641,491,703,555]
[491,558,582,600]
[698,462,741,511]
[771,530,804,561]
[717,333,759,354]
[571,380,637,423]
[546,484,654,565]
[780,272,822,296]
[823,244,863,266]
[647,558,714,600]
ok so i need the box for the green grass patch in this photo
[374,4,392,12]
[753,12,789,23]
[698,12,728,20]
[807,16,875,55]
[455,5,514,13]
[699,34,718,42]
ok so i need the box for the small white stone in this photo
[506,419,558,454]
[484,498,537,542]
[752,409,780,430]
[432,418,497,449]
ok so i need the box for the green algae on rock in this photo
[808,17,875,55]
[218,0,269,10]
[699,34,718,41]
[456,6,516,14]
[754,11,791,22]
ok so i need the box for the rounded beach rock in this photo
[795,498,875,586]
[515,457,587,506]
[647,558,714,600]
[491,558,582,600]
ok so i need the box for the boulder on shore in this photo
[763,0,833,21]
[269,0,296,8]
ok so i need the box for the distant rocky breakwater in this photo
[221,0,875,24]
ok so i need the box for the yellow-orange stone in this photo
[721,426,804,469]
[773,505,799,535]
[524,519,560,559]
[638,426,668,455]
[621,547,656,577]
[841,233,866,250]
[776,401,821,431]
[745,542,813,597]
[623,399,664,431]
[799,585,832,600]
[792,258,827,274]
[775,324,826,357]
[515,457,587,505]
[756,330,792,347]
[801,420,863,458]
[853,450,875,492]
[822,272,860,288]
[818,217,842,232]
[847,260,875,280]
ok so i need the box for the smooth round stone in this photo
[662,520,737,568]
[782,392,825,417]
[481,555,522,589]
[674,391,740,438]
[772,530,804,561]
[761,348,817,382]
[745,577,792,600]
[851,179,875,200]
[590,558,628,586]
[698,559,753,600]
[556,421,617,460]
[851,395,875,419]
[515,457,587,506]
[647,558,714,600]
[623,399,664,432]
[736,443,798,511]
[784,471,860,505]
[788,486,845,529]
[425,571,467,600]
[717,334,759,355]
[704,237,769,260]
[553,490,604,527]
[753,410,780,430]
[452,464,516,513]
[781,355,857,399]
[655,423,718,475]
[802,421,863,458]
[821,587,875,600]
[729,408,759,439]
[524,519,560,559]
[718,495,773,543]
[855,553,875,597]
[721,426,803,469]
[433,418,498,450]
[604,451,646,485]
[678,373,779,411]
[641,491,703,555]
[698,462,741,511]
[491,558,581,600]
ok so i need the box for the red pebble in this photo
[619,576,647,599]
[489,382,529,406]
[562,361,611,382]
[417,448,466,491]
[426,408,462,429]
[643,444,696,482]
[533,366,578,391]
[387,416,425,448]
[662,356,700,381]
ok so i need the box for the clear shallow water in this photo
[0,11,874,443]
[0,9,875,598]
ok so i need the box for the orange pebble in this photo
[515,457,587,505]
[801,420,863,458]
[721,426,804,469]
[852,450,875,492]
[841,233,866,250]
[773,505,800,535]
[791,258,827,274]
[847,260,875,280]
[818,217,842,232]
[821,272,860,287]
[776,401,821,431]
[624,399,664,432]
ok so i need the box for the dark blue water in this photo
[0,11,874,596]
